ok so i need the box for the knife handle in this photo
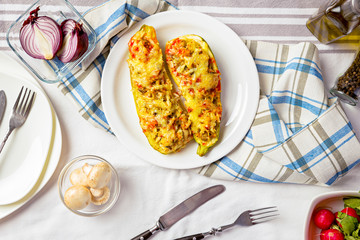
[131,224,161,240]
[131,230,153,240]
[174,233,206,240]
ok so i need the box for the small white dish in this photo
[101,10,260,169]
[304,191,360,240]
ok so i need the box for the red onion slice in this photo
[19,7,62,60]
[57,19,89,63]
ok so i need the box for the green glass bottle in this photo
[306,0,360,44]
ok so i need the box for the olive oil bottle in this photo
[306,0,360,44]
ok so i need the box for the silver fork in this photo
[174,206,279,240]
[0,87,35,154]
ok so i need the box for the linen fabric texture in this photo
[197,41,360,185]
[58,0,360,185]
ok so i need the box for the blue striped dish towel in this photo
[196,41,360,186]
[58,0,360,185]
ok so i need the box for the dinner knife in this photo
[130,184,226,240]
[0,90,6,125]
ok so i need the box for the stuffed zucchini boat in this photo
[165,35,222,156]
[127,25,192,154]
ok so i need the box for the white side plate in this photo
[0,52,62,214]
[101,10,259,169]
[0,105,61,219]
[0,72,53,204]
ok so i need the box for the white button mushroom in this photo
[64,185,91,210]
[87,162,111,189]
[91,187,110,205]
[69,168,88,186]
[82,163,93,176]
[89,187,104,198]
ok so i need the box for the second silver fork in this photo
[0,87,35,154]
[174,206,279,240]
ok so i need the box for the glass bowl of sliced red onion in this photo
[6,0,96,83]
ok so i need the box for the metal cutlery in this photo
[0,86,35,154]
[174,206,279,240]
[131,185,226,240]
[0,90,6,125]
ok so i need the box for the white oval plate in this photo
[0,52,62,218]
[101,10,259,169]
[0,71,53,205]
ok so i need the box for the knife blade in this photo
[131,184,225,240]
[0,90,6,125]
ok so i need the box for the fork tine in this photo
[251,213,280,224]
[18,88,28,114]
[24,91,35,118]
[13,86,24,111]
[250,209,278,217]
[250,206,277,214]
[249,206,279,224]
[21,89,31,115]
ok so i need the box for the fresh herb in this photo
[344,198,360,215]
[337,211,358,235]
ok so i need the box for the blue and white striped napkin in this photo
[58,0,360,185]
[196,41,360,186]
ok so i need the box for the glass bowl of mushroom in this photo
[58,155,120,216]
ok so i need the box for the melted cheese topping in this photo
[127,25,192,154]
[165,35,222,156]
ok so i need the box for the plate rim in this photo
[101,10,260,169]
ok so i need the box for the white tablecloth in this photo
[2,0,360,239]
